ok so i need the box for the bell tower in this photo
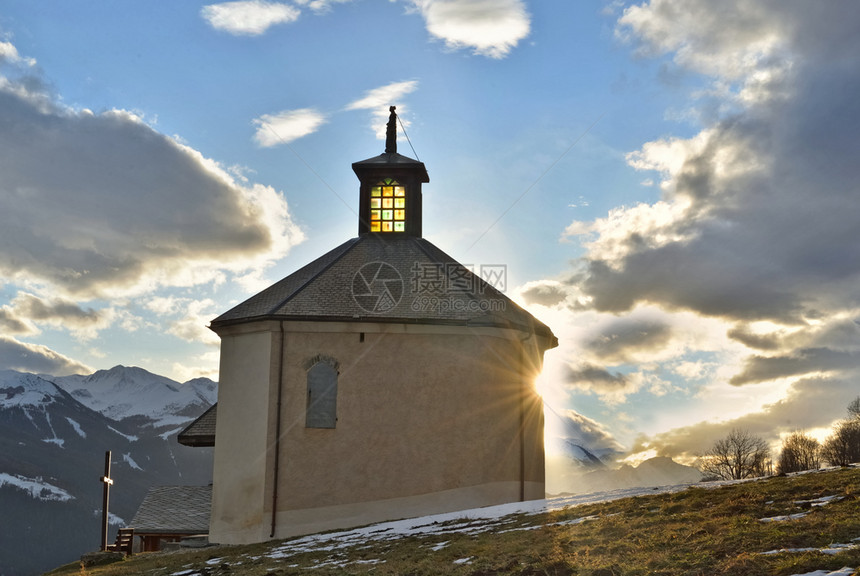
[353,106,429,237]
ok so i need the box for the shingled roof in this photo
[130,485,211,535]
[177,404,216,447]
[209,234,556,342]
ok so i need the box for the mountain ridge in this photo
[0,365,216,576]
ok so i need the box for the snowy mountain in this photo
[0,367,216,576]
[550,456,704,496]
[542,407,701,496]
[52,365,217,428]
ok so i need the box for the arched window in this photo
[306,362,338,428]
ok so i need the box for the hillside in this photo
[46,466,860,576]
[0,367,216,576]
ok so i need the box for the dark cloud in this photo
[575,2,860,328]
[11,293,102,326]
[564,363,633,394]
[520,282,567,307]
[554,1,860,427]
[0,308,34,335]
[0,336,91,376]
[726,325,781,351]
[582,317,672,363]
[0,83,301,298]
[730,348,860,386]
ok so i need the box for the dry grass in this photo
[46,467,860,576]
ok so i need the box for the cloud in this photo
[0,336,92,376]
[628,373,860,463]
[519,281,568,308]
[730,348,860,386]
[11,293,101,325]
[144,296,220,346]
[563,363,640,401]
[549,407,626,457]
[346,81,419,112]
[0,307,36,335]
[0,75,304,300]
[201,1,300,35]
[294,0,352,13]
[406,0,530,59]
[171,350,221,383]
[8,293,109,340]
[253,108,328,147]
[570,1,860,340]
[345,80,420,139]
[535,0,860,456]
[580,316,673,364]
[0,41,36,67]
[568,3,860,329]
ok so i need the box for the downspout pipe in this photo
[270,321,286,538]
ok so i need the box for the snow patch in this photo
[123,452,143,471]
[42,437,65,447]
[784,567,856,576]
[795,495,843,507]
[0,371,61,409]
[159,426,183,440]
[0,473,74,502]
[108,425,138,442]
[66,417,86,438]
[91,510,126,527]
[760,512,809,522]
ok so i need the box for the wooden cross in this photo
[99,450,113,551]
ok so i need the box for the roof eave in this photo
[209,313,555,340]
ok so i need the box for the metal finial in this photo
[385,106,397,154]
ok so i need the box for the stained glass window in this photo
[370,178,405,232]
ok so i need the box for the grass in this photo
[46,467,860,576]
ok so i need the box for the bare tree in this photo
[848,396,860,420]
[821,418,860,467]
[777,431,820,474]
[700,428,771,480]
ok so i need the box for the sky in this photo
[1,1,860,478]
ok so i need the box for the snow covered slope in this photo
[53,365,217,427]
[0,367,216,576]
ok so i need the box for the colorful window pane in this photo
[369,179,406,232]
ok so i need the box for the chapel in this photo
[180,108,557,544]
